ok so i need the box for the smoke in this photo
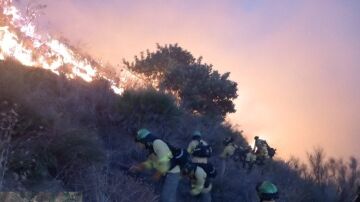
[9,0,360,160]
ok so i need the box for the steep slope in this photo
[1,60,359,202]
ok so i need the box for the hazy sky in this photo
[16,0,360,160]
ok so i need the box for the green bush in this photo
[116,88,181,133]
[118,88,179,115]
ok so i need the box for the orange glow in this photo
[0,0,142,94]
[4,0,360,161]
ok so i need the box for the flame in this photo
[0,0,139,94]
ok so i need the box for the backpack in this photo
[167,144,191,169]
[267,147,276,158]
[192,141,213,158]
[196,163,217,178]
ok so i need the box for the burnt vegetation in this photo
[0,45,359,201]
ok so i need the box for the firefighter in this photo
[187,130,212,164]
[181,162,213,202]
[129,128,180,202]
[256,180,279,202]
[253,136,269,164]
[220,136,238,159]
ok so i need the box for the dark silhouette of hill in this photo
[1,50,359,201]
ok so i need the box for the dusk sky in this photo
[16,0,360,160]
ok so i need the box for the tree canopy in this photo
[123,44,238,119]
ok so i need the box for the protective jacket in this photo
[220,143,238,158]
[190,166,212,195]
[254,139,269,158]
[143,139,180,174]
[246,152,257,163]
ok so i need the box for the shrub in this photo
[49,129,105,185]
[116,88,181,135]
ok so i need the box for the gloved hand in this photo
[151,171,163,181]
[129,164,145,173]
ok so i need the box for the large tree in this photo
[123,44,238,119]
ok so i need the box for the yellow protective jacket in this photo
[142,139,180,174]
[254,139,269,157]
[220,143,238,159]
[246,152,257,163]
[190,166,212,195]
[187,139,209,164]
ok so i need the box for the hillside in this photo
[0,58,359,202]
